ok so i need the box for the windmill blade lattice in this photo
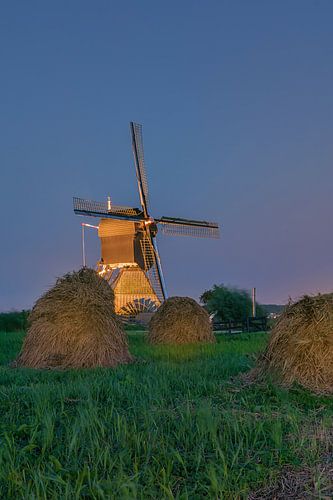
[130,122,149,214]
[73,197,143,220]
[157,218,220,239]
[140,231,166,302]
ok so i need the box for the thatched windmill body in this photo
[73,122,219,316]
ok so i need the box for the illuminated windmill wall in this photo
[73,122,220,316]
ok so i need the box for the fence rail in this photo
[213,316,267,333]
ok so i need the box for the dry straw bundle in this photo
[15,268,133,369]
[148,296,215,345]
[258,293,333,394]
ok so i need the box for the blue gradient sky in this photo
[1,1,332,310]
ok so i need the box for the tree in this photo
[200,285,266,322]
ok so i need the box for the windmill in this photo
[73,122,220,316]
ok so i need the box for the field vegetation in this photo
[200,285,267,321]
[0,330,332,498]
[0,311,29,332]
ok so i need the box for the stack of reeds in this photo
[148,296,215,345]
[15,268,133,369]
[258,293,333,393]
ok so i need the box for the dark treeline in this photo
[200,285,267,322]
[0,311,30,332]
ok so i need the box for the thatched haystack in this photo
[15,268,133,369]
[148,296,215,345]
[258,294,333,394]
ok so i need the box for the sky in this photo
[1,0,333,310]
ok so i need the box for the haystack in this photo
[258,294,333,394]
[148,296,215,344]
[15,268,133,369]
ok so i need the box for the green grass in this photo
[0,331,332,499]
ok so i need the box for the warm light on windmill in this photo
[73,122,220,317]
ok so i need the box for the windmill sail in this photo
[140,229,167,301]
[150,236,167,300]
[73,197,143,221]
[156,216,220,238]
[130,122,149,216]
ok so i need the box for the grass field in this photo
[0,330,332,499]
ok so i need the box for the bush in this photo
[200,285,266,322]
[0,310,30,332]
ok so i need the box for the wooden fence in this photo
[213,316,267,333]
